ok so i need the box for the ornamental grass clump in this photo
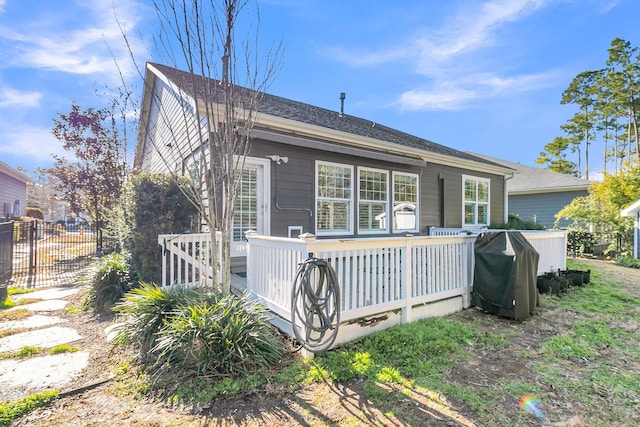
[112,283,283,378]
[87,252,134,313]
[111,283,213,361]
[153,293,283,377]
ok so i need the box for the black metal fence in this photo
[9,220,100,288]
[0,222,13,286]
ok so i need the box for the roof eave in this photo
[509,186,591,195]
[255,113,513,176]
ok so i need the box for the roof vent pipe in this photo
[339,92,345,117]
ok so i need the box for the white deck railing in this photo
[245,233,476,324]
[158,229,566,301]
[157,232,220,288]
[430,228,567,275]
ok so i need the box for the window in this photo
[463,175,490,226]
[316,161,353,235]
[392,172,418,232]
[358,168,388,233]
[233,166,259,241]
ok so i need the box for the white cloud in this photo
[400,86,477,111]
[0,125,67,163]
[0,0,148,82]
[325,0,558,111]
[0,87,41,108]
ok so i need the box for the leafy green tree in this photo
[561,70,602,179]
[536,136,579,175]
[544,38,640,176]
[606,38,640,165]
[556,166,640,255]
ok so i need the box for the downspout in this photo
[504,172,515,224]
[438,174,445,228]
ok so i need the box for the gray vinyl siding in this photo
[249,137,506,237]
[0,173,27,218]
[139,78,207,174]
[422,164,505,229]
[509,190,587,229]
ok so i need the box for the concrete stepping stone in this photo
[0,326,82,353]
[0,351,90,397]
[0,314,66,331]
[13,287,80,302]
[16,299,70,312]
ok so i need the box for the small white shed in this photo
[621,199,640,258]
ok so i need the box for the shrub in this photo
[567,231,596,256]
[153,293,283,377]
[616,256,640,269]
[26,207,44,220]
[490,213,546,230]
[123,173,198,284]
[111,283,218,361]
[112,285,283,378]
[87,252,134,313]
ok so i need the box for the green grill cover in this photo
[471,231,540,320]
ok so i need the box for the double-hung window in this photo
[463,175,490,226]
[316,161,353,235]
[392,172,418,232]
[358,167,388,233]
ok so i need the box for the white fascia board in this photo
[509,185,591,195]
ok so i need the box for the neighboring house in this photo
[0,161,31,221]
[469,154,592,229]
[27,180,68,222]
[621,200,640,258]
[135,63,514,252]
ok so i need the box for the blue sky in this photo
[0,0,636,179]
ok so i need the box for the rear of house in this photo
[135,63,514,252]
[135,64,569,349]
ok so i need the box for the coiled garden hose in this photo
[291,257,340,353]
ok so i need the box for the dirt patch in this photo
[9,258,640,426]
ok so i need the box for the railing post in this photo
[401,237,412,324]
[463,239,474,308]
[244,230,258,292]
[295,232,317,352]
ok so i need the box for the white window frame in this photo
[462,175,490,227]
[221,156,271,242]
[315,160,354,236]
[357,167,389,234]
[392,171,419,233]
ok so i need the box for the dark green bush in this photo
[112,284,283,378]
[567,231,596,256]
[616,256,640,269]
[88,252,134,313]
[490,213,546,230]
[123,173,198,283]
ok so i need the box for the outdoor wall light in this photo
[267,154,288,165]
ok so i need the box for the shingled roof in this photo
[149,63,508,171]
[469,153,593,194]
